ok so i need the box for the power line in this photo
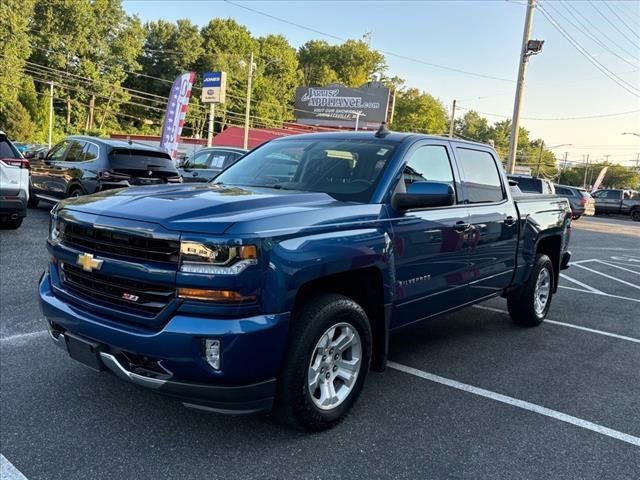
[537,2,640,98]
[456,105,640,121]
[588,0,640,48]
[559,0,640,64]
[602,1,640,41]
[222,0,515,83]
[548,1,639,69]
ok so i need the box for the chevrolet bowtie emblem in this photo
[76,253,103,272]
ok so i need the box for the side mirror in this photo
[392,181,455,211]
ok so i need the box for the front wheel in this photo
[572,214,581,220]
[507,254,554,327]
[275,294,372,431]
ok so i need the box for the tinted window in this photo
[555,186,572,196]
[47,141,69,162]
[209,152,234,169]
[108,148,176,173]
[0,139,20,158]
[457,148,504,203]
[509,176,541,193]
[215,139,397,203]
[84,143,99,161]
[65,141,85,162]
[605,190,621,199]
[404,145,455,197]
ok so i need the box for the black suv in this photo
[29,136,180,206]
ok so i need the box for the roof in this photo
[67,135,168,153]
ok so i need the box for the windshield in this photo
[213,138,398,202]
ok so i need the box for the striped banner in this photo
[160,72,196,160]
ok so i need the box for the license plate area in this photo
[65,333,104,371]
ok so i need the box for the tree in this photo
[298,39,386,87]
[0,0,36,114]
[391,88,448,134]
[454,110,491,143]
[0,101,36,140]
[561,163,640,189]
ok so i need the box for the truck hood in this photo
[60,184,383,236]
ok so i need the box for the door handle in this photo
[453,221,471,232]
[504,216,516,226]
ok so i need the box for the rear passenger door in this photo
[454,146,518,299]
[597,190,622,214]
[390,141,472,327]
[55,140,86,197]
[30,140,71,198]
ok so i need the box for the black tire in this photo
[27,193,39,208]
[274,293,372,431]
[507,254,554,327]
[67,186,84,198]
[572,214,581,220]
[631,209,640,222]
[0,217,23,229]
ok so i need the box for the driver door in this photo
[390,142,471,328]
[30,140,71,198]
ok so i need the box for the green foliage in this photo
[391,88,448,134]
[0,101,36,140]
[560,163,640,189]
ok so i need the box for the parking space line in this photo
[387,361,640,447]
[1,455,28,480]
[0,330,47,343]
[595,260,640,276]
[473,305,640,344]
[558,286,640,303]
[559,273,604,293]
[572,264,640,291]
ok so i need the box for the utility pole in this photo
[582,154,590,188]
[48,81,54,149]
[448,99,456,138]
[207,103,215,147]
[507,0,543,174]
[558,151,568,181]
[636,153,639,171]
[243,51,254,150]
[535,140,544,176]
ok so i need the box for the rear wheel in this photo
[27,193,39,208]
[507,254,554,327]
[275,294,371,431]
[631,209,640,222]
[0,217,23,229]
[572,214,581,220]
[67,186,84,198]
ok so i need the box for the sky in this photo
[122,0,640,166]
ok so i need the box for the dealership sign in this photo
[294,82,391,128]
[201,71,227,103]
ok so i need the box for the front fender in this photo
[263,228,394,313]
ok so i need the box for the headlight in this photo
[179,242,258,274]
[49,216,63,243]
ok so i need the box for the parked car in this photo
[0,131,30,229]
[507,174,556,195]
[40,130,571,431]
[178,146,247,183]
[29,136,180,206]
[591,189,640,221]
[553,184,595,219]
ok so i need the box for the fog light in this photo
[203,339,221,370]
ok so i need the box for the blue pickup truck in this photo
[39,130,571,431]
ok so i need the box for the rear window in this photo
[0,138,21,159]
[510,177,542,193]
[577,189,591,198]
[108,148,176,172]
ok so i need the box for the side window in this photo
[404,145,455,194]
[555,186,569,195]
[65,141,85,162]
[47,141,70,162]
[606,190,621,199]
[222,153,242,169]
[186,150,210,168]
[456,148,505,204]
[83,143,99,162]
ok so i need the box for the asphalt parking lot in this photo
[1,206,639,480]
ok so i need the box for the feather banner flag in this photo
[160,72,196,160]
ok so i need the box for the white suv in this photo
[0,131,30,229]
